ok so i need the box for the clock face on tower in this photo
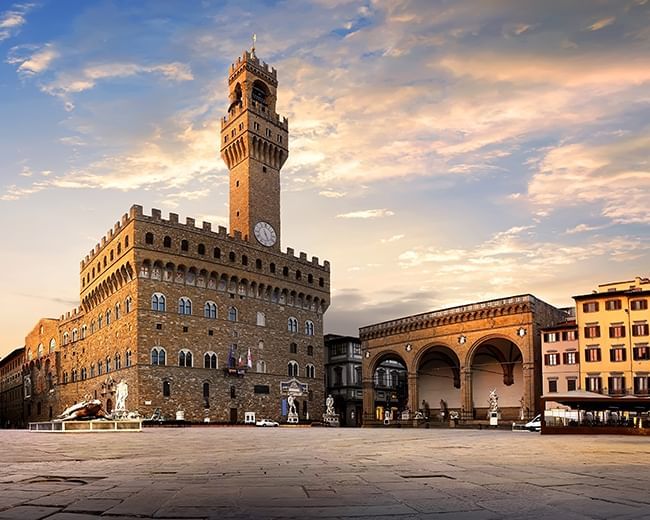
[254,221,277,247]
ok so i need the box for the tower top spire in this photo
[251,33,257,55]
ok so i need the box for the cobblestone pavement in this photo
[0,427,649,519]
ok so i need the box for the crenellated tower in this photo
[220,48,288,251]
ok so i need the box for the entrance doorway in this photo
[230,407,238,424]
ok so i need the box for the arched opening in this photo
[417,346,461,421]
[251,80,269,106]
[229,82,243,112]
[372,353,408,422]
[470,337,524,421]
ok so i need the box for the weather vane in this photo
[252,33,257,54]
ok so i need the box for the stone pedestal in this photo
[323,413,340,427]
[287,412,299,424]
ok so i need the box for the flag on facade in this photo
[247,347,253,369]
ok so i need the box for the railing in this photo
[360,294,537,335]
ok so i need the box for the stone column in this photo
[407,372,418,415]
[460,366,473,421]
[361,378,375,426]
[522,361,535,419]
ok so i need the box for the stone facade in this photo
[360,295,566,424]
[20,48,331,425]
[0,347,26,428]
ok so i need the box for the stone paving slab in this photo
[0,428,649,519]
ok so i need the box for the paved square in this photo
[0,427,648,519]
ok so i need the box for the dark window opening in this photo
[181,240,189,251]
[163,236,172,248]
[198,244,206,255]
[163,381,171,397]
[214,247,221,259]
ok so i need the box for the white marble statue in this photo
[488,389,499,412]
[326,394,335,416]
[287,394,297,415]
[115,379,128,412]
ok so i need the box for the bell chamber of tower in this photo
[220,50,289,251]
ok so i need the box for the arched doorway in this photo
[372,354,408,421]
[417,346,461,421]
[470,337,523,420]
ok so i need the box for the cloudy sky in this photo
[1,0,649,356]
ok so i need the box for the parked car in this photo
[256,418,279,427]
[525,414,541,432]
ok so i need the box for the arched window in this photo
[114,303,121,320]
[163,236,172,248]
[145,232,154,244]
[242,255,248,266]
[377,368,386,387]
[305,364,315,379]
[203,382,210,398]
[305,320,315,336]
[288,361,299,377]
[49,338,56,353]
[90,320,96,334]
[110,250,114,261]
[98,313,104,329]
[256,312,266,326]
[256,360,267,373]
[163,381,171,397]
[228,307,238,322]
[198,243,205,255]
[117,243,121,255]
[98,360,103,375]
[178,297,192,315]
[105,310,111,326]
[90,364,95,378]
[72,329,79,342]
[37,343,43,358]
[308,274,313,284]
[307,345,314,356]
[181,239,189,251]
[125,296,133,313]
[179,349,193,367]
[47,372,53,389]
[63,332,69,345]
[290,343,298,354]
[270,263,276,274]
[105,356,111,373]
[354,366,362,384]
[204,352,218,369]
[126,350,132,367]
[125,235,129,247]
[151,293,166,312]
[63,372,69,384]
[151,347,166,366]
[81,325,87,339]
[115,353,121,370]
[288,317,298,333]
[204,301,217,319]
[296,270,302,281]
[229,251,236,262]
[213,247,221,259]
[256,258,262,269]
[81,367,87,380]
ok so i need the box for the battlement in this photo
[59,306,84,325]
[81,211,132,269]
[229,50,277,82]
[221,97,288,130]
[131,206,329,271]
